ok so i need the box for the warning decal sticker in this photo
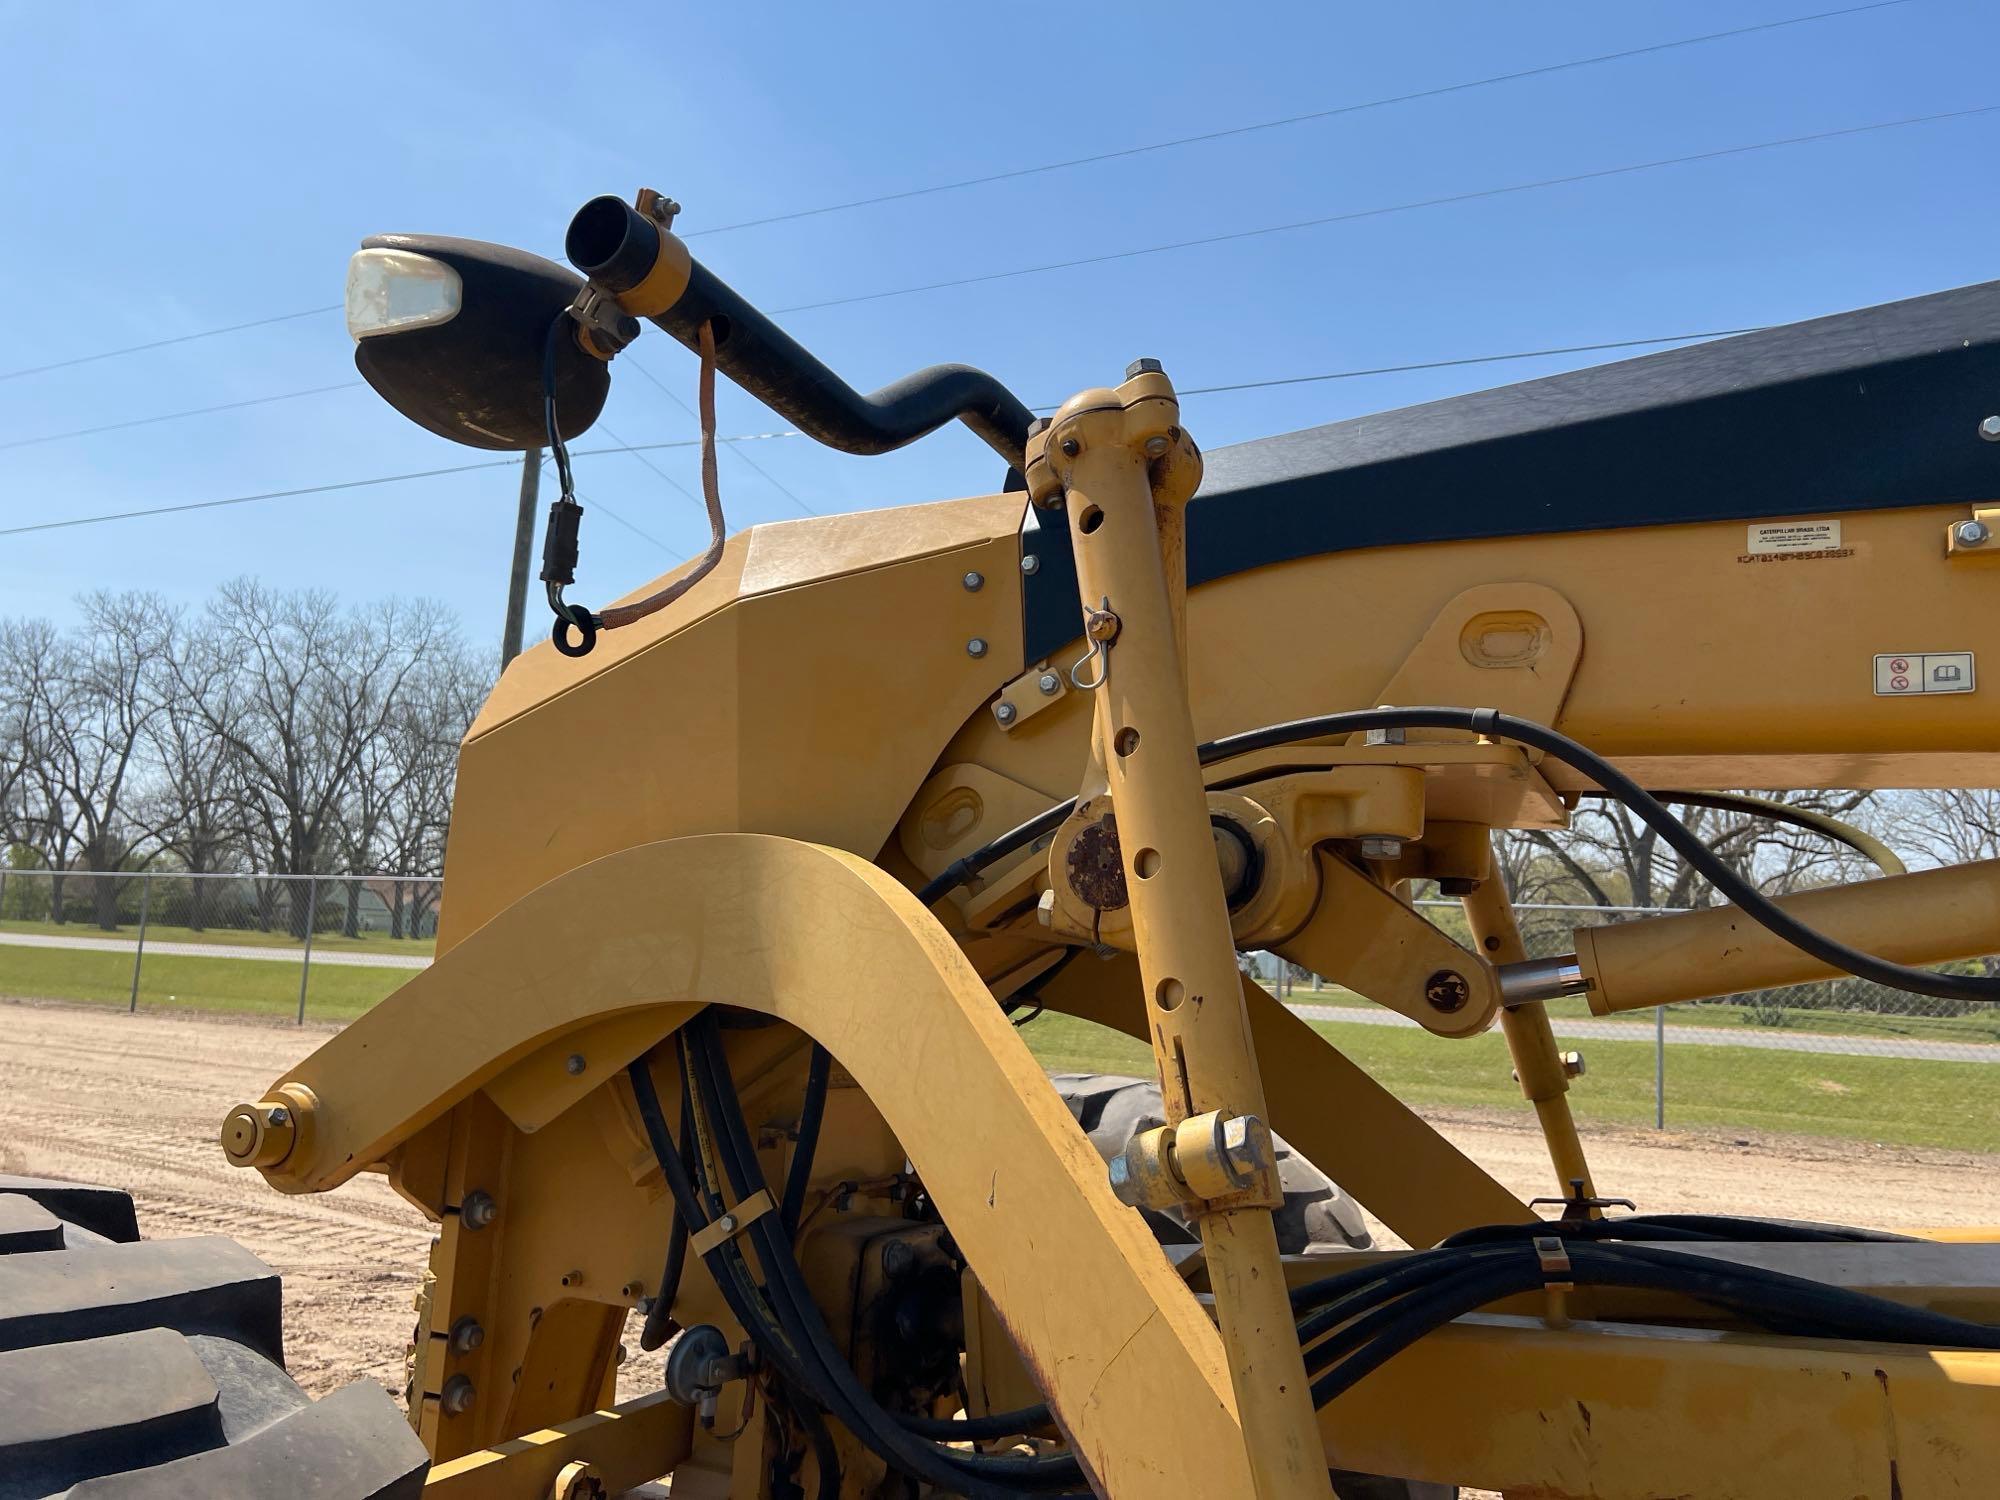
[1874,653,1975,696]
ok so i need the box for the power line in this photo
[1049,328,1767,408]
[0,305,341,383]
[0,434,801,539]
[775,104,1998,316]
[625,355,818,516]
[594,416,706,511]
[688,1,1914,238]
[0,381,363,452]
[548,460,687,561]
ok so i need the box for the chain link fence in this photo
[4,872,1995,1152]
[0,868,440,1024]
[1256,898,2000,1155]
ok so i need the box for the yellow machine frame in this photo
[222,356,2000,1498]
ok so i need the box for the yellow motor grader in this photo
[8,187,2000,1499]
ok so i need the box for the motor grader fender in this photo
[234,832,1261,1496]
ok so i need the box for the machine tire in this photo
[1330,1472,1458,1500]
[0,1173,430,1499]
[1050,1073,1373,1252]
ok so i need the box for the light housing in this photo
[348,234,610,451]
[345,248,463,339]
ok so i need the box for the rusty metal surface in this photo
[1065,813,1129,912]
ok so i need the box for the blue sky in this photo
[3,1,1994,651]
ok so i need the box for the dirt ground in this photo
[6,997,2000,1412]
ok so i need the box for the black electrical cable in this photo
[681,1018,1089,1496]
[920,705,2000,1004]
[781,1046,832,1239]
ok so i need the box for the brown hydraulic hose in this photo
[597,318,728,631]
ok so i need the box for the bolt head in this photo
[449,1316,484,1353]
[962,570,985,592]
[1027,417,1051,437]
[1143,434,1170,458]
[1561,1050,1588,1079]
[966,637,988,658]
[1358,836,1403,861]
[1218,1114,1270,1180]
[265,1106,290,1128]
[440,1374,476,1416]
[1020,553,1041,576]
[461,1190,497,1231]
[1981,415,2000,442]
[1957,519,1991,547]
[564,1053,586,1076]
[994,701,1018,725]
[1037,671,1061,695]
[1126,357,1164,379]
[1035,889,1056,926]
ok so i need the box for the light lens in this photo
[345,248,463,340]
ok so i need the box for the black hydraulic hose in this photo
[781,1045,831,1240]
[793,1397,842,1500]
[628,1055,871,1500]
[1438,1214,1917,1249]
[685,1023,1089,1497]
[1207,706,2000,1004]
[1292,1246,1520,1351]
[681,1018,1089,1497]
[914,803,1076,908]
[1302,1239,2000,1408]
[898,1403,1059,1442]
[1307,1262,1529,1408]
[1577,1241,2000,1348]
[919,705,2000,1004]
[567,196,1033,469]
[638,1087,704,1352]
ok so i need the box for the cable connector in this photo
[539,497,583,587]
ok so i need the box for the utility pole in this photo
[501,448,542,668]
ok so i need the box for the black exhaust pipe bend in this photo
[566,195,1034,471]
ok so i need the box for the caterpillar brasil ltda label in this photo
[1744,519,1843,557]
[1874,652,1975,695]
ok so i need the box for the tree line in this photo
[0,581,488,939]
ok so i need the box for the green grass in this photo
[1264,983,2000,1047]
[3,938,1994,1153]
[0,945,409,1023]
[0,913,436,957]
[1019,1011,2000,1155]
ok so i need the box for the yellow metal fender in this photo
[239,833,1261,1496]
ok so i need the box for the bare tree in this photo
[174,580,446,938]
[59,594,172,928]
[138,609,245,930]
[373,644,484,937]
[1504,790,1876,913]
[1,618,84,919]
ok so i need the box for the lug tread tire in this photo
[0,1177,429,1500]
